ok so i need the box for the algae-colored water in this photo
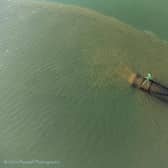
[49,0,168,40]
[1,1,168,168]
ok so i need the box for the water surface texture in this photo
[1,1,168,168]
[49,0,168,40]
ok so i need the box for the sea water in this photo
[0,1,168,168]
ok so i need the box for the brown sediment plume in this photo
[116,64,136,84]
[128,73,137,85]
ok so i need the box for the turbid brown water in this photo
[1,1,168,168]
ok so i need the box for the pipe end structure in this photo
[129,72,168,103]
[128,73,150,91]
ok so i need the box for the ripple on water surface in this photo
[0,0,168,167]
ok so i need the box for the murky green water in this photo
[49,0,168,41]
[1,1,168,168]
